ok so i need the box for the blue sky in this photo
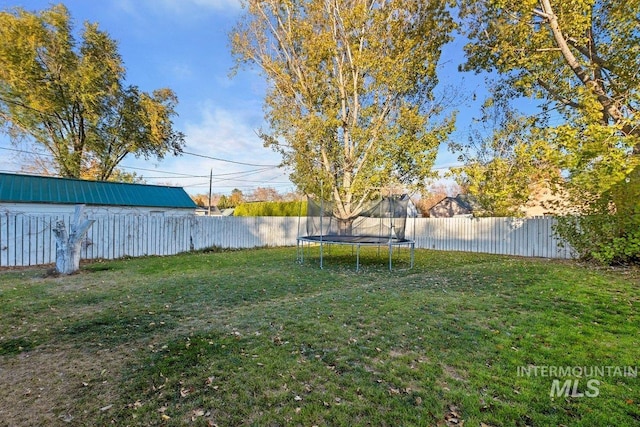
[0,0,529,196]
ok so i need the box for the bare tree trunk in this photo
[53,205,94,275]
[337,218,353,236]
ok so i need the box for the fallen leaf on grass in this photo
[59,414,74,423]
[444,405,464,426]
[191,409,206,421]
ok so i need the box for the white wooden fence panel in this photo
[0,214,574,267]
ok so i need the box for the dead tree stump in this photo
[52,205,94,275]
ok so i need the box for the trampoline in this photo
[296,195,415,271]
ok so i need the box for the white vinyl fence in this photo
[0,213,573,267]
[411,217,573,259]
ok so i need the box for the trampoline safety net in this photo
[305,195,411,242]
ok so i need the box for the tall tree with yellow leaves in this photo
[231,0,456,232]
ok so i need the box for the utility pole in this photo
[208,169,212,216]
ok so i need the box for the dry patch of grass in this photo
[0,344,133,425]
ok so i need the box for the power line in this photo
[0,145,282,179]
[120,165,278,179]
[0,140,281,168]
[0,145,51,157]
[114,164,204,177]
[0,143,451,189]
[184,179,292,188]
[181,150,280,167]
[0,93,281,168]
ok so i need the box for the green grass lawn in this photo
[0,247,638,426]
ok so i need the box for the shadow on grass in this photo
[0,337,36,356]
[59,312,178,347]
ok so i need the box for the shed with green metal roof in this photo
[0,172,196,215]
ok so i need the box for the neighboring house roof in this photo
[452,194,477,211]
[428,194,475,218]
[0,172,197,209]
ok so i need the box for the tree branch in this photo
[538,0,629,131]
[536,79,581,108]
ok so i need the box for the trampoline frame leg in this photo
[296,237,415,272]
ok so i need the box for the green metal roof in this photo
[0,172,197,209]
